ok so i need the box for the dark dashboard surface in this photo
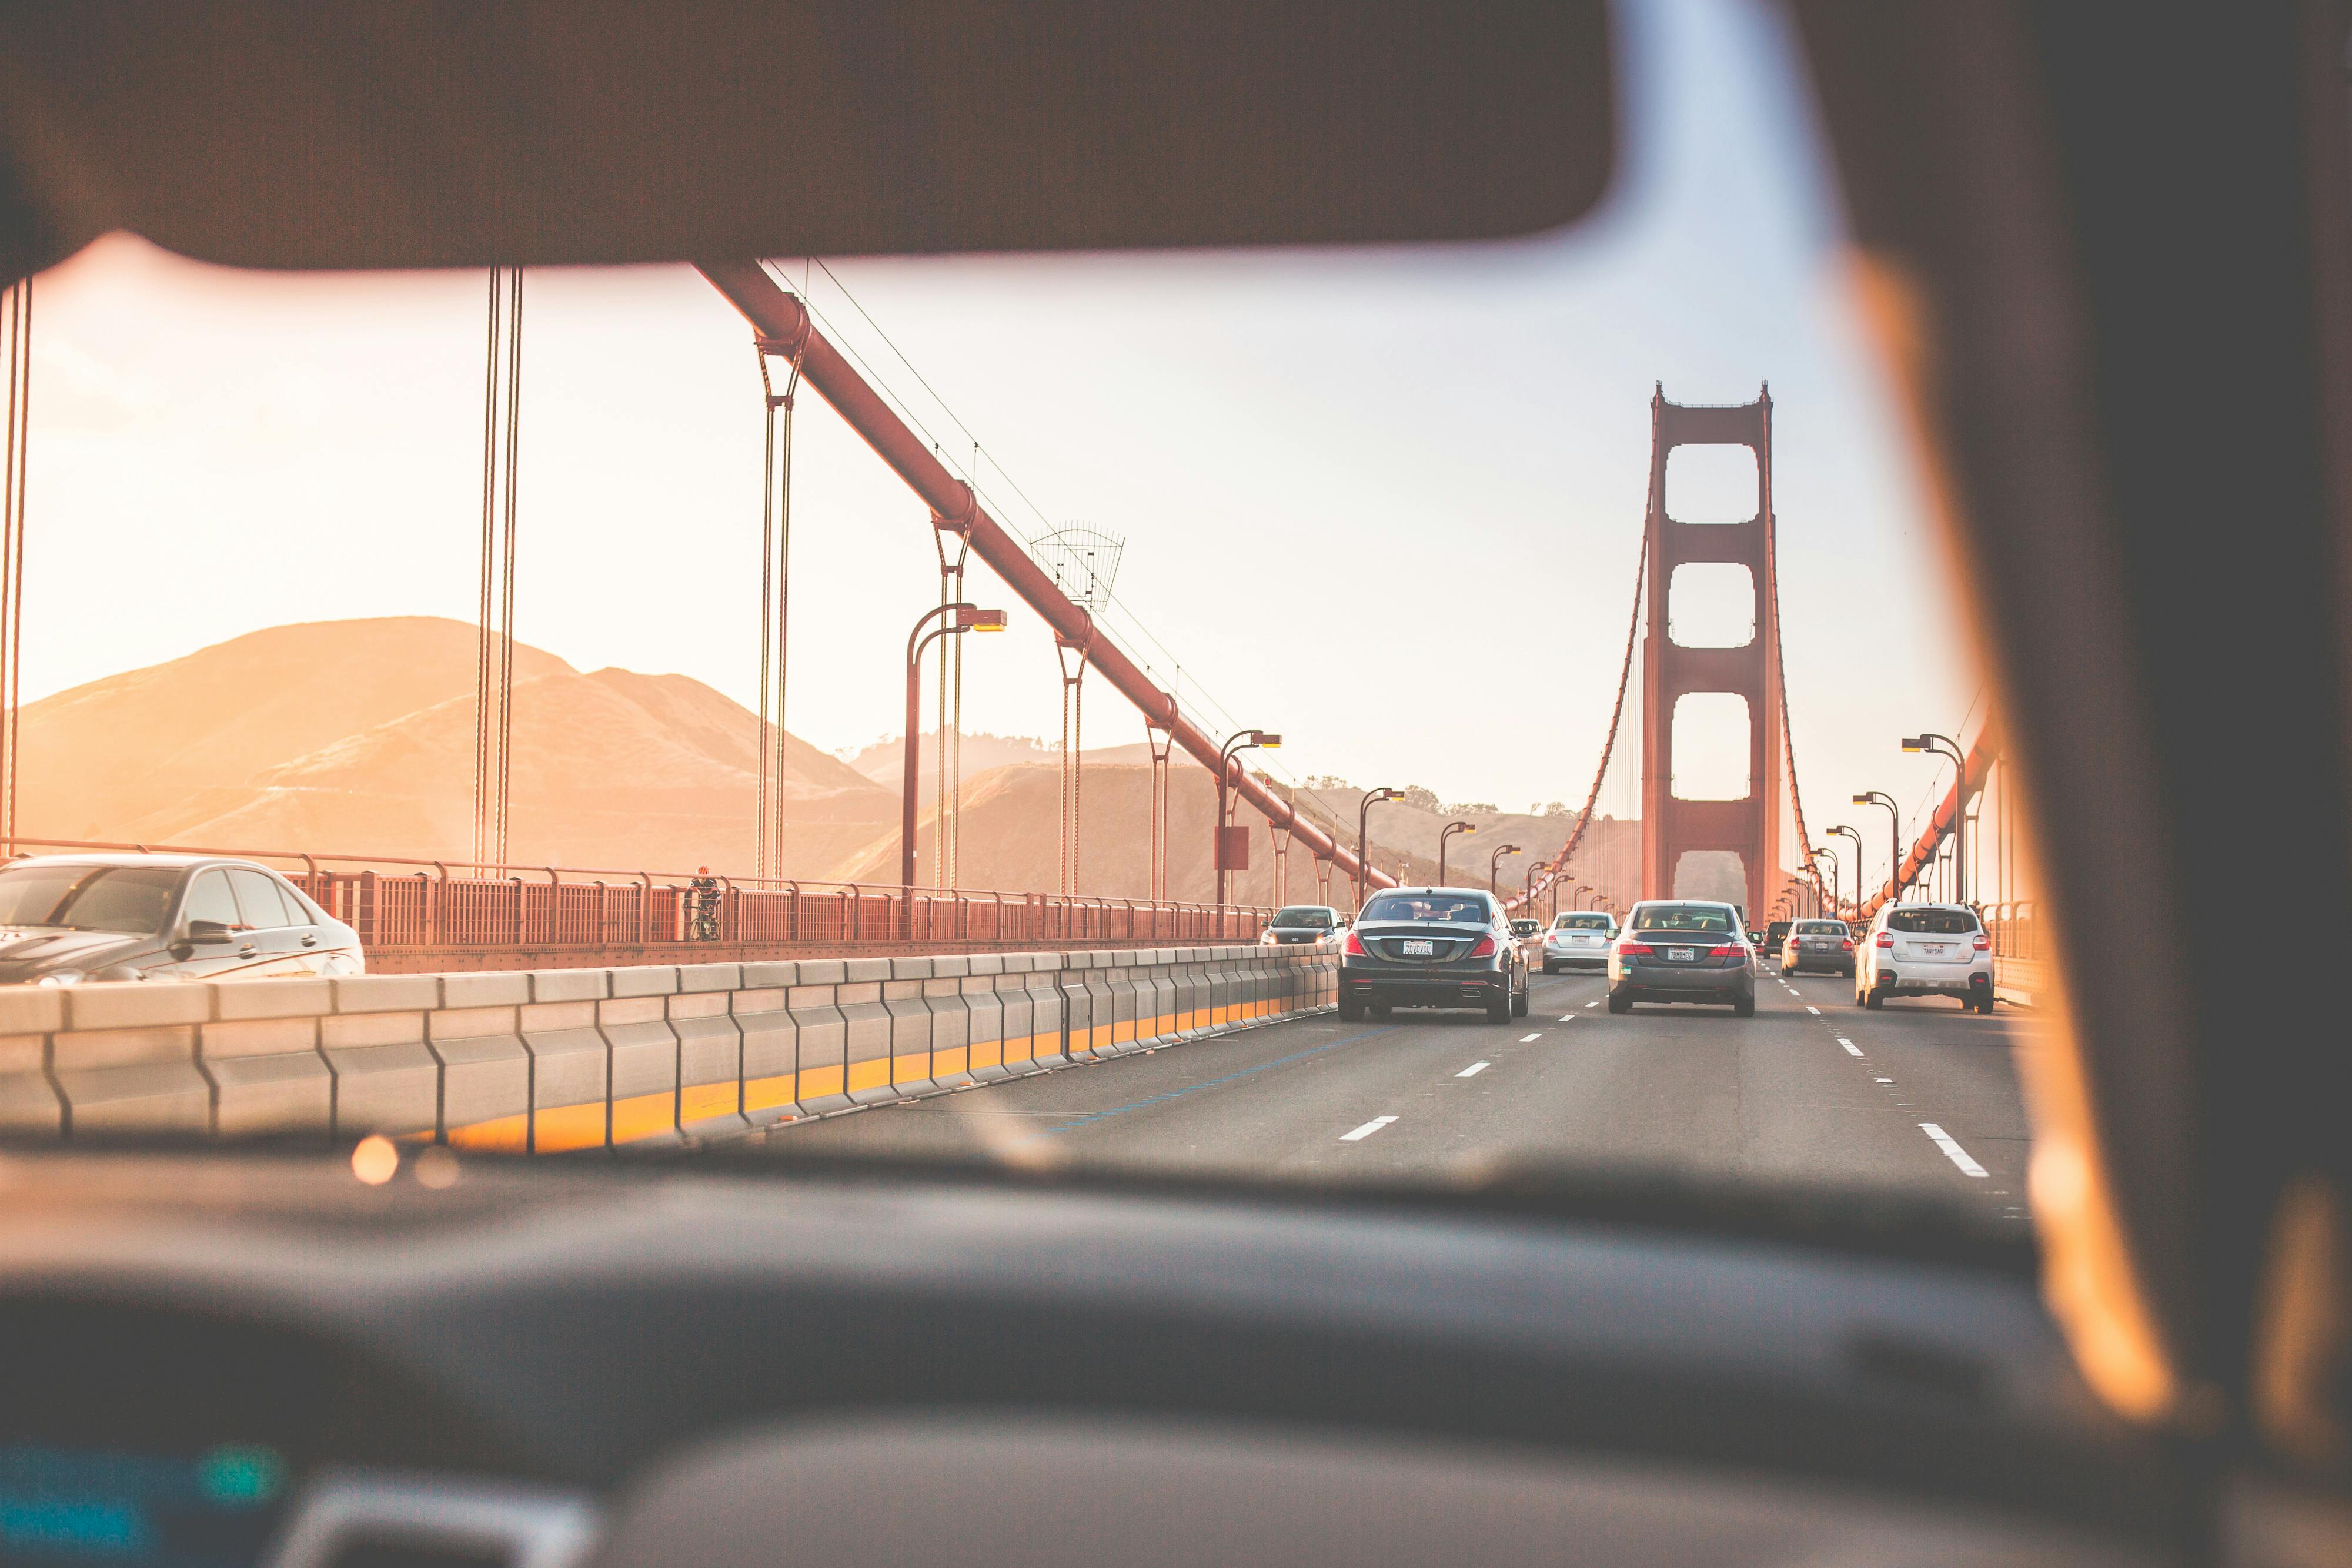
[0,1145,2182,1560]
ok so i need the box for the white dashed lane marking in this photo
[1340,1116,1399,1142]
[1920,1122,1989,1178]
[1456,1061,1491,1079]
[1805,1005,1821,1015]
[1838,1039,1863,1057]
[1518,1032,1542,1042]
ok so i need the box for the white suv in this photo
[1856,902,1995,1012]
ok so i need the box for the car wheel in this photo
[1541,962,1555,975]
[1607,990,1633,1015]
[1338,996,1365,1022]
[1864,989,1885,1010]
[1975,994,1996,1014]
[1371,1002,1392,1018]
[1485,989,1512,1024]
[1732,993,1755,1018]
[1511,985,1529,1018]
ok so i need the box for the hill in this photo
[16,617,893,874]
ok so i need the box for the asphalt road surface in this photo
[757,965,2034,1225]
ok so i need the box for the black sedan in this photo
[1338,887,1529,1024]
[1606,898,1756,1017]
[0,853,365,985]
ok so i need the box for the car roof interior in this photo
[1,2,2348,1562]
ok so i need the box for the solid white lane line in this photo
[1340,1115,1398,1142]
[1456,1061,1491,1078]
[1805,1005,1821,1015]
[1838,1039,1863,1057]
[1920,1122,1989,1178]
[1519,1031,1542,1042]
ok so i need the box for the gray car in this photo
[0,853,365,985]
[1259,905,1343,947]
[1606,899,1756,1017]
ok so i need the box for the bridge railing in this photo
[1985,900,2042,961]
[0,837,1266,965]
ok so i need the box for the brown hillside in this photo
[17,617,892,877]
[16,617,572,841]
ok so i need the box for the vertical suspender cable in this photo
[473,269,499,874]
[0,278,28,854]
[497,267,523,869]
[474,265,523,872]
[754,342,801,882]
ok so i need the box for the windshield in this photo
[16,0,2040,1245]
[1361,895,1490,925]
[1629,904,1736,934]
[0,864,181,935]
[1886,909,1981,935]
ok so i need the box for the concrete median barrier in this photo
[432,972,530,1151]
[325,974,441,1141]
[674,962,746,1140]
[523,968,610,1152]
[735,961,800,1126]
[963,955,1008,1079]
[604,966,682,1146]
[55,982,211,1134]
[0,988,62,1135]
[884,957,936,1094]
[10,942,1331,1151]
[203,976,333,1138]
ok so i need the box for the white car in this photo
[1541,910,1617,973]
[1856,902,1994,1012]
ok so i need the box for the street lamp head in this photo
[954,606,1009,631]
[1851,793,1872,804]
[1255,732,1282,749]
[1900,735,1929,752]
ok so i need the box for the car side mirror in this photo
[183,918,233,945]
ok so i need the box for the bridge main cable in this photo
[697,259,1389,894]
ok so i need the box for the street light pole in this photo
[1356,787,1402,914]
[1523,862,1537,912]
[1438,820,1476,885]
[903,603,1007,926]
[1827,825,1863,919]
[1810,845,1839,922]
[1902,733,1970,905]
[1853,791,1903,907]
[1489,843,1521,898]
[1214,728,1281,907]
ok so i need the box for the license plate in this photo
[1921,944,1950,957]
[1401,938,1435,957]
[1668,947,1695,962]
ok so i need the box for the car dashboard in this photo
[0,1146,2183,1568]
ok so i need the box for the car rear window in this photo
[1630,903,1736,934]
[1886,908,1980,935]
[1362,895,1491,924]
[1794,921,1845,935]
[1554,914,1612,930]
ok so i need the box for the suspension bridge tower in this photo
[1639,386,1785,919]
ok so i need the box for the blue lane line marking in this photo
[1004,1024,1401,1146]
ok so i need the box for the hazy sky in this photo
[20,0,1982,866]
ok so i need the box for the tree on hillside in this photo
[1402,785,1441,813]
